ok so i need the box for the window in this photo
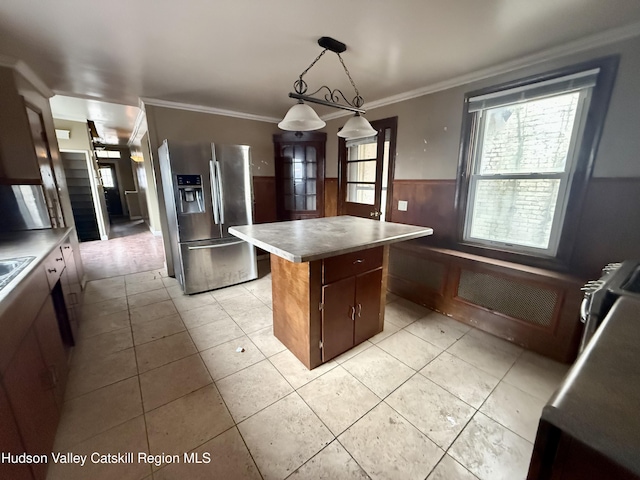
[458,59,617,260]
[99,167,115,188]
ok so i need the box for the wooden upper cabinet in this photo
[273,131,326,221]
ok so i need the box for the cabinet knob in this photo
[353,259,364,264]
[47,268,57,273]
[350,306,356,321]
[357,303,362,317]
[56,257,63,262]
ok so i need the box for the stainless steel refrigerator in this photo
[158,140,257,294]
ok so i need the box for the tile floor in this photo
[47,268,571,480]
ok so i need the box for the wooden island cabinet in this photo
[230,216,432,369]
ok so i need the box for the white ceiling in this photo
[2,0,640,144]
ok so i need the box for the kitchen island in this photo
[229,216,433,369]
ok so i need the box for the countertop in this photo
[0,228,73,305]
[229,216,434,263]
[542,295,640,475]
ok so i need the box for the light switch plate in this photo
[398,200,408,211]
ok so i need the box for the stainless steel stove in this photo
[580,260,640,353]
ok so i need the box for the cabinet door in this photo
[3,329,59,480]
[354,269,383,345]
[321,276,355,362]
[0,383,33,480]
[34,296,68,407]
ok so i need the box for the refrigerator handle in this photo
[215,161,225,224]
[209,160,220,224]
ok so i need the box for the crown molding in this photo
[0,54,54,98]
[141,97,280,124]
[321,21,640,121]
[127,107,147,146]
[51,112,91,123]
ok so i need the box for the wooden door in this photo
[354,268,383,344]
[274,131,326,220]
[321,276,355,361]
[339,116,397,220]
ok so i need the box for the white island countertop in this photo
[229,216,433,263]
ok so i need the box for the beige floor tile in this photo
[386,375,475,449]
[479,382,546,443]
[83,284,127,305]
[210,283,249,301]
[216,360,293,422]
[333,340,373,364]
[135,331,197,373]
[377,330,443,370]
[53,377,142,450]
[270,349,337,389]
[65,347,138,399]
[427,454,479,480]
[368,321,401,344]
[298,366,380,436]
[502,350,570,401]
[447,334,519,378]
[384,298,430,328]
[71,327,133,365]
[404,312,468,349]
[78,310,130,339]
[127,288,170,309]
[385,292,399,304]
[339,402,443,480]
[145,384,234,461]
[154,427,261,480]
[140,354,212,412]
[200,336,265,381]
[231,304,273,334]
[84,276,125,293]
[125,271,163,284]
[132,314,185,345]
[449,413,533,480]
[162,276,180,288]
[289,440,369,480]
[238,393,334,480]
[130,300,178,325]
[47,416,151,480]
[171,292,217,313]
[218,292,265,317]
[247,326,286,357]
[420,352,500,408]
[179,303,231,329]
[166,284,183,298]
[341,345,414,398]
[466,328,523,356]
[189,318,244,351]
[125,278,166,296]
[81,296,129,321]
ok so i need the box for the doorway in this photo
[338,116,397,220]
[98,162,124,217]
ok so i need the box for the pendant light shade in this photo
[337,113,377,140]
[278,102,326,131]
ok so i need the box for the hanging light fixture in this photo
[279,37,376,140]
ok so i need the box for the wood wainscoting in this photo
[388,242,584,363]
[252,176,277,224]
[324,178,338,217]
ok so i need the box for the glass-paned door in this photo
[339,117,397,220]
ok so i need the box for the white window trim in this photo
[463,87,593,257]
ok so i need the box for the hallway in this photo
[79,219,165,281]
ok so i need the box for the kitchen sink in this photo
[0,256,35,291]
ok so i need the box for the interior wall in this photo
[144,104,279,275]
[139,132,162,234]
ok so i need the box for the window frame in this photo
[455,56,619,269]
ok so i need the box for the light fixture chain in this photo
[299,49,328,82]
[337,52,363,108]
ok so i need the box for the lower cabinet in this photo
[0,383,33,480]
[321,268,382,361]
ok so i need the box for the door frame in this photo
[337,116,398,220]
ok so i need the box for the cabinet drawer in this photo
[44,247,65,290]
[61,242,73,260]
[323,246,383,285]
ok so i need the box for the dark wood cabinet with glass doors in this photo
[273,131,326,221]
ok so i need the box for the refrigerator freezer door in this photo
[179,239,258,294]
[214,144,253,237]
